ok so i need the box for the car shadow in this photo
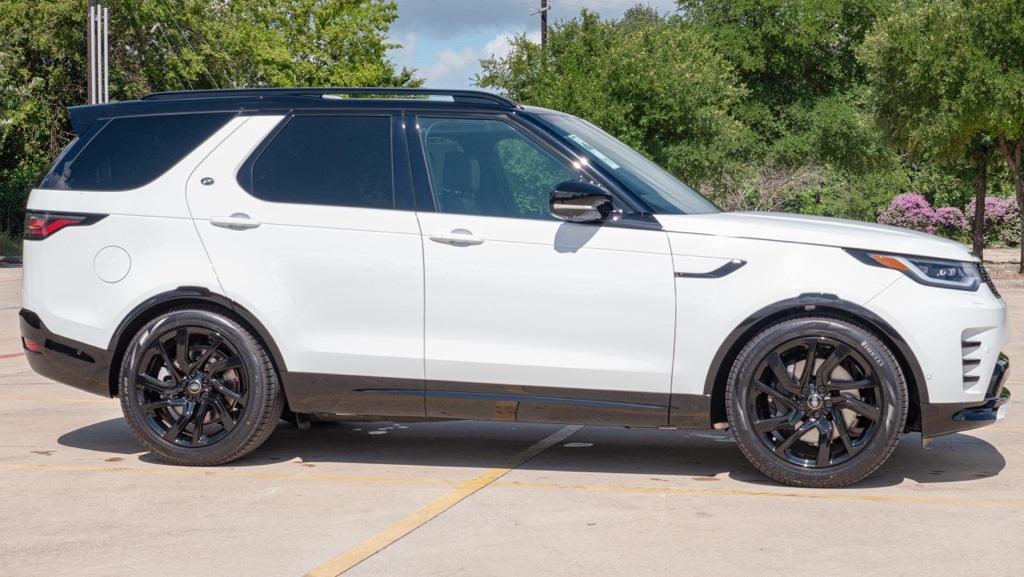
[57,418,1006,488]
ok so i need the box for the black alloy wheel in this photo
[120,307,283,465]
[746,337,883,468]
[133,326,247,448]
[727,316,907,487]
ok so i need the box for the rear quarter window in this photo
[238,115,394,209]
[42,112,234,191]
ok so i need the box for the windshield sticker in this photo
[567,134,621,169]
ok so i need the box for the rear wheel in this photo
[726,316,907,487]
[119,307,283,465]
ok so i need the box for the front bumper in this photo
[19,309,113,398]
[920,353,1010,439]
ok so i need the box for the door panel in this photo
[413,115,677,425]
[186,114,425,416]
[419,213,677,425]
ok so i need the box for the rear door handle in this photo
[428,228,485,246]
[211,213,261,230]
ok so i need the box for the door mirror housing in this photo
[549,181,614,223]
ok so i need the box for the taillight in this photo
[23,212,102,240]
[23,337,43,353]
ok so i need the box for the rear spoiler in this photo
[67,103,120,136]
[66,98,252,136]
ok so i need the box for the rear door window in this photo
[240,115,394,209]
[42,112,234,191]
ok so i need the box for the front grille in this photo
[978,263,1000,298]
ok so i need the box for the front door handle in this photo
[211,213,261,230]
[428,228,485,246]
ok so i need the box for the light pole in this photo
[530,0,551,48]
[541,0,548,48]
[86,0,109,104]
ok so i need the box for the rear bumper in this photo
[921,353,1010,439]
[19,309,113,398]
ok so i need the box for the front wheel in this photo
[119,307,284,465]
[726,316,908,487]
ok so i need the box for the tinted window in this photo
[245,115,393,209]
[542,113,720,214]
[419,117,576,219]
[43,113,233,191]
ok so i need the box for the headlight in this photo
[846,250,981,291]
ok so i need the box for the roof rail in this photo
[142,87,519,108]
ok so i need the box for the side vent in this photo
[961,328,988,390]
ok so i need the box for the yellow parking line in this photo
[0,462,459,487]
[303,425,582,577]
[490,480,1024,508]
[4,441,1022,513]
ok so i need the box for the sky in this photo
[388,0,681,88]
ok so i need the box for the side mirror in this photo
[549,180,614,223]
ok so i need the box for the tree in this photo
[860,0,1024,265]
[0,0,416,241]
[676,0,912,220]
[677,0,883,139]
[478,8,755,190]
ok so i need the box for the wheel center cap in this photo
[186,380,203,394]
[806,393,824,410]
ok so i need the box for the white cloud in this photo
[391,0,677,87]
[390,31,418,70]
[392,0,680,39]
[420,30,542,87]
[482,30,541,60]
[421,47,479,86]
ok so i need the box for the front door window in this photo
[418,117,577,219]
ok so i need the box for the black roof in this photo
[67,87,521,135]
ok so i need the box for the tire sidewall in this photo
[119,308,272,464]
[728,317,907,486]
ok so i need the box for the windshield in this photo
[539,113,720,214]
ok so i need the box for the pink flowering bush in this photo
[932,206,968,233]
[966,195,1021,247]
[877,193,966,238]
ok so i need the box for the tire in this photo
[119,307,284,465]
[726,315,908,488]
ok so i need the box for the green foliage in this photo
[769,91,898,175]
[678,0,884,158]
[478,9,756,189]
[860,0,1024,259]
[495,139,575,217]
[0,0,416,240]
[112,0,417,93]
[706,162,907,222]
[802,166,909,222]
[677,0,907,215]
[677,0,881,109]
[859,0,1023,159]
[0,2,81,235]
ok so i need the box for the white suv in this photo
[20,88,1009,487]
